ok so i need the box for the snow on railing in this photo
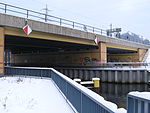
[127,92,150,113]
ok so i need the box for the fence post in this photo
[60,19,62,26]
[80,91,82,113]
[5,4,7,13]
[73,22,74,28]
[40,69,42,79]
[93,27,94,33]
[27,10,29,18]
[45,14,47,22]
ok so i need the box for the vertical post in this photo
[80,92,82,113]
[40,69,43,79]
[93,27,94,33]
[60,18,62,26]
[5,4,7,13]
[27,10,29,18]
[0,27,4,76]
[45,14,47,22]
[73,22,74,28]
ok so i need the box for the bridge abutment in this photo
[0,27,4,76]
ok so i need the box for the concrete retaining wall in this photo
[56,68,150,83]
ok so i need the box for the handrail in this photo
[0,2,149,45]
[4,66,125,113]
[4,62,150,68]
[0,2,106,36]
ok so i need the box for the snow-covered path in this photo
[0,77,74,113]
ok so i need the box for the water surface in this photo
[91,83,150,108]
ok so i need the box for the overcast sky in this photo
[1,0,150,39]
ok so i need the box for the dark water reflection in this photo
[91,83,150,108]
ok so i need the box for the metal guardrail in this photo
[88,62,150,68]
[5,62,150,68]
[4,66,116,113]
[4,66,51,78]
[0,2,150,46]
[0,2,106,36]
[127,93,150,113]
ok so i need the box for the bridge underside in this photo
[0,27,148,75]
[5,35,145,67]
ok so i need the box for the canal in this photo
[91,83,150,108]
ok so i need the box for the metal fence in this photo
[0,2,106,36]
[4,66,51,78]
[127,93,150,113]
[87,62,150,68]
[4,62,150,68]
[0,2,150,45]
[5,66,116,113]
[51,70,115,113]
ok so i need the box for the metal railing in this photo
[127,93,150,113]
[4,66,117,113]
[87,62,150,68]
[5,62,150,68]
[0,2,106,36]
[0,2,150,46]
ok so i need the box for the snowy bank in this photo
[0,77,74,113]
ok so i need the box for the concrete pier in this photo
[56,67,150,83]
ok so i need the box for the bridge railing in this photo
[4,66,123,113]
[0,2,106,36]
[127,92,150,113]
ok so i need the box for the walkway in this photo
[0,76,74,113]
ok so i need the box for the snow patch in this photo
[115,108,127,113]
[0,77,74,113]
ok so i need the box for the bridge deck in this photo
[0,76,74,113]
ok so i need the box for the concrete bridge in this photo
[0,3,150,76]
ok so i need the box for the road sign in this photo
[94,37,99,45]
[23,24,32,35]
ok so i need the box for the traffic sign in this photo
[23,24,32,35]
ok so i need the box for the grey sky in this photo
[2,0,150,39]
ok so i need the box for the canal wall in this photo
[56,67,150,83]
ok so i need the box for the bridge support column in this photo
[0,27,4,76]
[98,42,107,63]
[138,48,147,62]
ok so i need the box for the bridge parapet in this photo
[0,2,149,49]
[0,13,149,49]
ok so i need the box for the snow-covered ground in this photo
[0,76,74,113]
